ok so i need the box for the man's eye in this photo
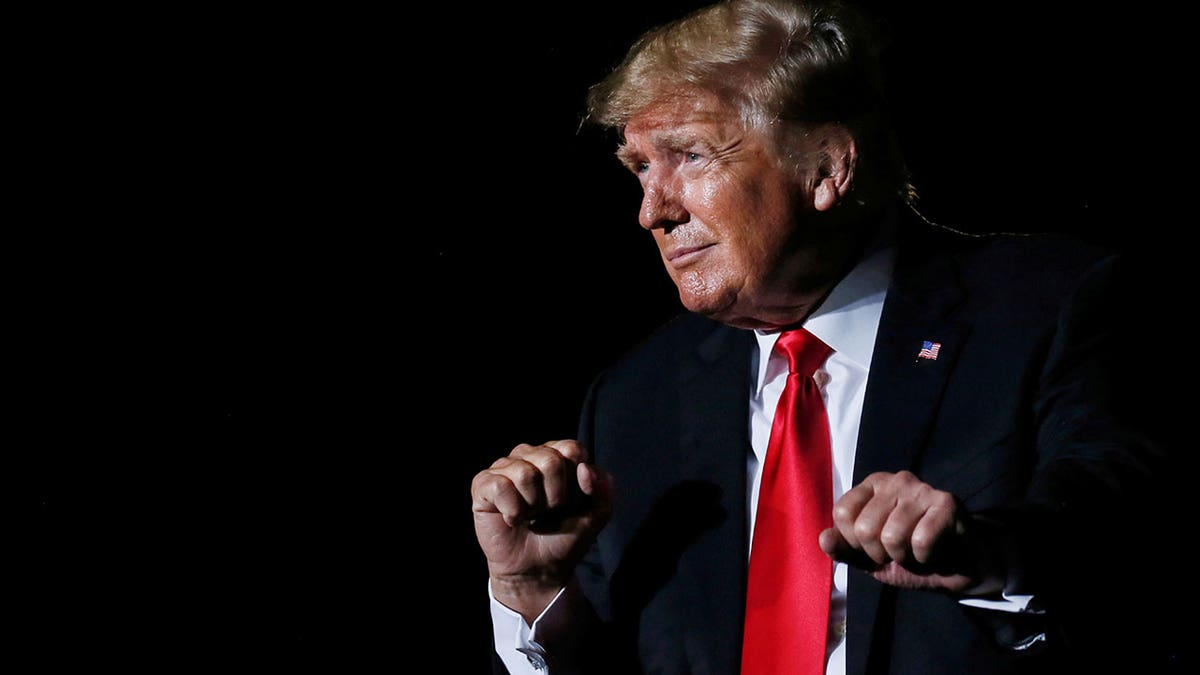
[637,162,650,174]
[685,152,702,162]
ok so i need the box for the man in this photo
[472,1,1171,672]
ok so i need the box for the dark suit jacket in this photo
[495,219,1176,674]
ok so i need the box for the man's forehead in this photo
[623,89,740,137]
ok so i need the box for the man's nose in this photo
[639,171,688,232]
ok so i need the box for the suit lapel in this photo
[846,225,971,675]
[676,322,754,674]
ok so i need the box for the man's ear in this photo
[811,126,857,212]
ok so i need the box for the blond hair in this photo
[588,0,910,201]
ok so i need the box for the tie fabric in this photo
[742,328,834,675]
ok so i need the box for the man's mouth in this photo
[666,243,716,266]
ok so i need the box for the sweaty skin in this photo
[617,90,861,330]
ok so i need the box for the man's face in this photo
[619,91,839,330]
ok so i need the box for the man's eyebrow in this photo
[615,130,716,169]
[616,144,643,169]
[654,130,707,150]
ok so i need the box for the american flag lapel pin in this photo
[917,340,941,361]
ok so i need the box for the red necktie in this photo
[742,328,834,675]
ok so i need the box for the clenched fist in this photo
[819,471,1004,595]
[472,440,614,622]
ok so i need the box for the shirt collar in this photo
[753,238,896,396]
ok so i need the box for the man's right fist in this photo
[471,440,613,622]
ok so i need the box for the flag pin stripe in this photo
[917,341,941,360]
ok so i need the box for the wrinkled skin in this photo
[617,89,861,330]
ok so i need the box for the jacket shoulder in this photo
[598,311,730,387]
[907,221,1114,303]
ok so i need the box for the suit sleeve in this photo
[567,372,644,673]
[971,254,1176,666]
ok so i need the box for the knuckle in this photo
[880,528,906,547]
[932,491,956,511]
[833,503,854,524]
[865,471,892,485]
[471,470,492,492]
[524,458,566,486]
[854,518,880,541]
[471,473,513,508]
[509,461,540,487]
[550,439,581,454]
[911,530,935,552]
[529,448,566,471]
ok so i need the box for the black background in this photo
[18,1,1192,670]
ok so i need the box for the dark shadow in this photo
[610,480,728,623]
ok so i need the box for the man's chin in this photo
[679,289,739,324]
[679,291,797,331]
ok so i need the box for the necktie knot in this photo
[774,328,833,379]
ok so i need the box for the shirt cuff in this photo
[958,592,1041,614]
[489,581,568,673]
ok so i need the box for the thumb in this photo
[578,462,614,521]
[820,526,881,572]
